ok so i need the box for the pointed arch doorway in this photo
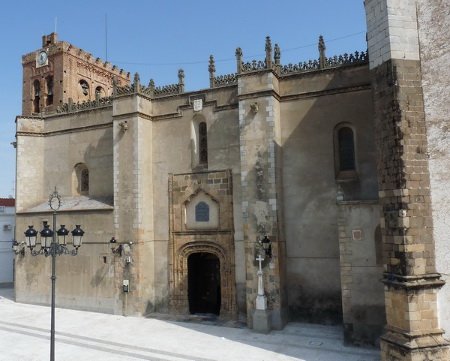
[188,252,221,315]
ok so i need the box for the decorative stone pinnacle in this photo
[178,69,185,93]
[133,72,140,93]
[318,35,326,69]
[209,55,216,88]
[178,69,185,84]
[318,35,326,52]
[235,47,243,74]
[274,43,281,65]
[148,79,155,96]
[208,55,216,74]
[265,36,272,68]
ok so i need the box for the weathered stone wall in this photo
[15,117,45,211]
[280,65,378,324]
[15,106,118,313]
[338,202,384,345]
[417,0,450,337]
[15,211,117,313]
[365,0,420,69]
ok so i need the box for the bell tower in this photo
[21,33,130,116]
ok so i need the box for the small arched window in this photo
[199,122,208,165]
[95,86,105,98]
[46,76,53,106]
[195,201,209,222]
[338,127,355,171]
[79,80,89,97]
[33,80,40,113]
[73,163,89,195]
[334,124,357,180]
[81,168,89,193]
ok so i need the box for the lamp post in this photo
[22,189,84,361]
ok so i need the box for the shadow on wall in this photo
[82,127,115,200]
[280,68,380,330]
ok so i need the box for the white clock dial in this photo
[37,51,48,66]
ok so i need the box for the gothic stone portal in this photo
[169,170,236,319]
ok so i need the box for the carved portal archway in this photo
[170,241,236,319]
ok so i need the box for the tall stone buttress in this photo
[112,75,157,315]
[237,60,287,329]
[365,0,449,360]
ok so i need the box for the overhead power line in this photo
[110,30,366,68]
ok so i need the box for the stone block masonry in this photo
[371,58,449,360]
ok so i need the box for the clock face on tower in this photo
[37,51,48,66]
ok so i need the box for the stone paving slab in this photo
[0,288,380,361]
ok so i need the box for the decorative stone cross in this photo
[255,253,267,310]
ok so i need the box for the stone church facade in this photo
[14,1,449,360]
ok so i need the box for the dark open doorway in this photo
[188,252,221,315]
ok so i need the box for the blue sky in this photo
[0,0,367,197]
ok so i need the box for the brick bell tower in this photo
[21,32,130,116]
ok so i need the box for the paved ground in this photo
[0,288,380,361]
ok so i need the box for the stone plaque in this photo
[193,99,203,112]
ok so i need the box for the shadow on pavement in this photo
[0,285,14,301]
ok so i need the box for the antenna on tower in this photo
[54,17,57,33]
[105,13,108,61]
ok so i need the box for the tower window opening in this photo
[46,76,53,106]
[33,80,40,113]
[199,122,208,165]
[79,80,89,97]
[338,127,355,171]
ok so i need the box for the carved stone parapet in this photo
[279,50,368,75]
[241,60,267,73]
[154,83,183,96]
[213,73,237,87]
[56,96,113,114]
[113,76,183,98]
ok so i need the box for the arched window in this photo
[79,80,89,97]
[73,163,89,195]
[81,168,89,193]
[334,123,357,180]
[33,80,40,113]
[195,201,209,222]
[199,122,208,165]
[95,86,105,98]
[338,127,355,171]
[46,76,53,106]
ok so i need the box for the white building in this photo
[0,198,15,286]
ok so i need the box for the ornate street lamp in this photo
[21,189,85,361]
[259,235,272,258]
